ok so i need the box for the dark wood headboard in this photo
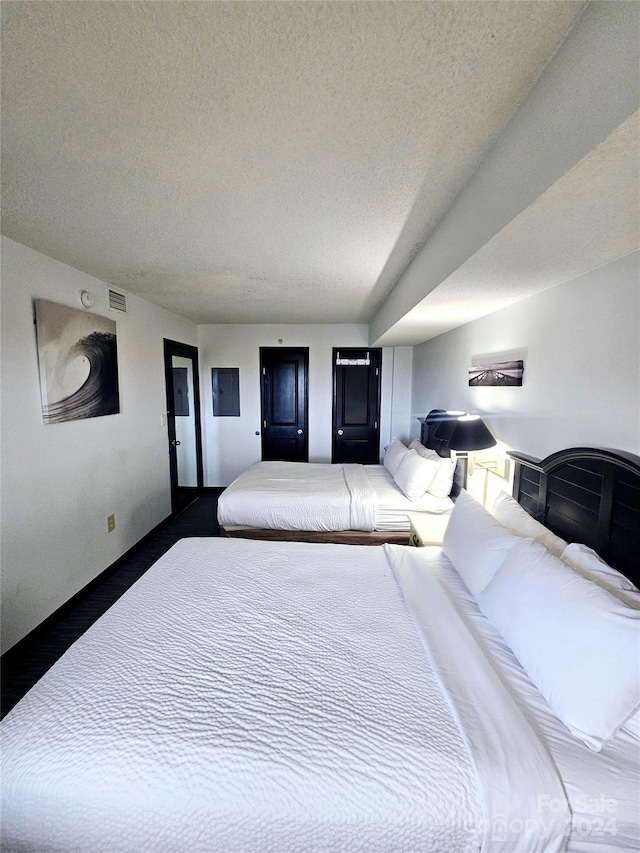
[509,447,640,587]
[418,409,465,499]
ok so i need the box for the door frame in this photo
[163,339,204,514]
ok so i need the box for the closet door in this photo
[332,348,381,464]
[260,347,309,462]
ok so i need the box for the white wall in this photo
[0,237,198,652]
[411,252,640,459]
[6,239,633,656]
[390,346,413,442]
[198,324,413,485]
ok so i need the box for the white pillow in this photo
[559,547,640,743]
[478,537,640,751]
[383,438,409,478]
[393,451,439,501]
[442,490,520,598]
[408,438,430,457]
[561,544,640,740]
[429,458,456,499]
[561,543,640,607]
[491,490,568,557]
[413,445,457,499]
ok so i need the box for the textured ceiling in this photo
[1,0,618,337]
[383,111,640,344]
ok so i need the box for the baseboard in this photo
[1,513,172,661]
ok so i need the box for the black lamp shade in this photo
[446,415,496,451]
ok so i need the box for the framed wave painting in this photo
[34,299,120,424]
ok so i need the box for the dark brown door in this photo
[332,348,381,464]
[260,348,309,461]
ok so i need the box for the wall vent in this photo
[108,289,127,313]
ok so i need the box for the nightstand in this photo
[408,512,450,547]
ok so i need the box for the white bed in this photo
[217,459,454,542]
[2,529,638,852]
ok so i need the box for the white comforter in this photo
[1,539,569,853]
[218,460,376,531]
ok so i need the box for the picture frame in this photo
[469,359,524,387]
[34,299,120,424]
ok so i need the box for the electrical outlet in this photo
[107,514,116,533]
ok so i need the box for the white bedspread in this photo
[1,539,572,853]
[217,460,376,531]
[217,461,453,532]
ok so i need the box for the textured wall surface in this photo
[0,237,197,652]
[197,323,413,485]
[411,252,640,459]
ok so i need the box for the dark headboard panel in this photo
[418,410,465,499]
[419,409,451,458]
[509,447,640,587]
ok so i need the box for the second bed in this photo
[218,408,460,544]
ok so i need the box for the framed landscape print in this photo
[34,299,120,424]
[469,359,524,387]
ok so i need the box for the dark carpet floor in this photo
[1,490,222,719]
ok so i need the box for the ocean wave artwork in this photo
[35,299,120,424]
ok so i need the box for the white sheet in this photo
[218,461,453,533]
[389,545,570,853]
[421,548,640,852]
